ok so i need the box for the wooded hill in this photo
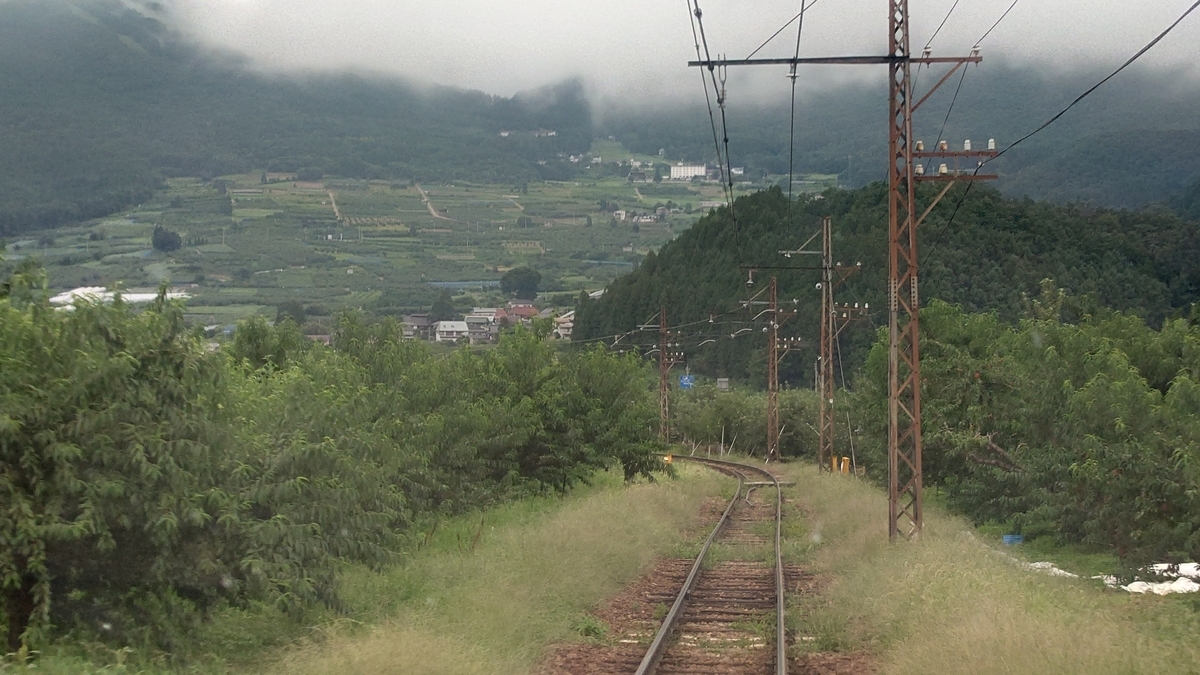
[4,0,1199,238]
[573,185,1200,384]
[0,0,591,237]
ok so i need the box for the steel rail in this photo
[634,456,787,675]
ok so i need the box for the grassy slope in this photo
[261,465,723,675]
[9,467,723,674]
[16,460,1199,674]
[776,463,1200,674]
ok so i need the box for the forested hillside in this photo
[574,186,1200,383]
[0,0,591,237]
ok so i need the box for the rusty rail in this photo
[634,456,787,675]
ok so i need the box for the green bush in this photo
[0,266,664,654]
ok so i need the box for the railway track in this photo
[632,456,788,675]
[537,456,793,675]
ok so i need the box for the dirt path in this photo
[327,191,342,222]
[416,184,454,221]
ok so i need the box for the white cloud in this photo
[161,0,1200,97]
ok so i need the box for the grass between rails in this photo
[773,462,1200,675]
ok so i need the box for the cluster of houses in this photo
[611,206,676,224]
[402,302,576,344]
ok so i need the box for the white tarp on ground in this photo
[1024,560,1200,595]
[49,286,190,306]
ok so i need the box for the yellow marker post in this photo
[663,454,673,464]
[841,457,850,474]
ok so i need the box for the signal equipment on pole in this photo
[658,307,685,443]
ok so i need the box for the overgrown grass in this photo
[776,462,1200,674]
[4,466,724,674]
[259,464,724,675]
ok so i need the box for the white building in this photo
[670,163,707,180]
[49,286,190,308]
[434,321,469,343]
[554,310,575,340]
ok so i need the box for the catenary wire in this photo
[688,0,742,261]
[745,0,822,60]
[978,0,1021,45]
[787,0,811,218]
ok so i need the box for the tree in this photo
[430,290,457,321]
[151,225,181,252]
[585,215,593,227]
[501,267,542,300]
[275,300,307,326]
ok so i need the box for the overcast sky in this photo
[160,0,1200,99]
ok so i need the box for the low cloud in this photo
[157,0,1200,98]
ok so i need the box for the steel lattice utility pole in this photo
[886,0,923,540]
[689,0,993,540]
[818,216,865,473]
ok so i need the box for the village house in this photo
[464,315,498,344]
[506,301,539,324]
[402,313,434,340]
[434,320,469,343]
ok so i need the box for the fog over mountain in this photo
[145,0,1200,99]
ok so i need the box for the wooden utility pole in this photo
[690,0,996,540]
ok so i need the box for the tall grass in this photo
[778,463,1200,674]
[265,466,724,675]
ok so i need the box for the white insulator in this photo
[916,140,925,151]
[939,140,949,151]
[939,163,949,175]
[964,139,972,151]
[915,164,925,176]
[988,138,997,150]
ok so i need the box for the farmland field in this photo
[1,143,834,331]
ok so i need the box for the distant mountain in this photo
[0,0,591,236]
[574,186,1200,383]
[4,0,1199,239]
[600,66,1200,209]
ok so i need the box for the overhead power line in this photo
[687,0,742,260]
[787,0,811,215]
[745,0,822,60]
[924,0,962,52]
[978,0,1021,45]
[924,0,1200,263]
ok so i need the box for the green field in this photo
[2,145,833,330]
